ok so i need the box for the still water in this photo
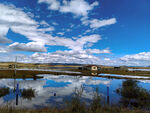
[0,74,150,109]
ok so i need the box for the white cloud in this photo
[1,51,150,66]
[0,25,11,43]
[0,35,12,43]
[30,50,101,64]
[9,42,47,52]
[81,17,117,29]
[66,28,71,32]
[121,52,150,62]
[57,32,64,35]
[0,4,36,25]
[104,52,150,66]
[0,49,105,63]
[37,27,55,32]
[83,29,92,35]
[0,3,103,53]
[38,0,99,16]
[104,58,110,61]
[38,0,60,10]
[0,3,57,48]
[0,3,119,65]
[70,23,74,28]
[91,1,99,7]
[75,34,101,51]
[86,48,111,54]
[40,20,50,27]
[80,16,89,25]
[60,0,98,16]
[8,48,110,64]
[52,22,58,25]
[46,34,101,51]
[0,46,9,53]
[90,18,117,29]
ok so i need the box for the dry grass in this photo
[0,106,150,113]
[0,69,150,80]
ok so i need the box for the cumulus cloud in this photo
[93,52,150,66]
[86,48,111,54]
[38,0,99,16]
[0,25,12,43]
[81,17,117,29]
[30,50,100,64]
[0,3,102,53]
[121,52,150,61]
[84,29,92,34]
[0,3,118,65]
[37,26,55,32]
[39,20,50,27]
[60,0,98,16]
[0,4,36,25]
[57,32,64,35]
[52,22,58,25]
[90,18,117,29]
[2,51,150,66]
[75,34,101,51]
[38,0,60,10]
[4,49,104,64]
[0,46,9,53]
[0,3,42,45]
[46,34,101,51]
[0,35,12,43]
[15,48,111,64]
[8,42,47,52]
[0,3,56,48]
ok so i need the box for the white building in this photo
[79,65,100,71]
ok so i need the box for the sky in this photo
[0,0,150,66]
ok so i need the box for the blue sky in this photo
[0,0,150,66]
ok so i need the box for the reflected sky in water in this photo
[0,74,150,109]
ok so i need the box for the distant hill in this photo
[35,63,84,66]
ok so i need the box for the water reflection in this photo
[21,88,35,100]
[0,74,149,109]
[116,80,150,109]
[90,87,101,111]
[91,72,98,76]
[0,87,9,97]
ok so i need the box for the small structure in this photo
[9,64,15,69]
[91,72,98,76]
[114,66,128,71]
[79,65,100,71]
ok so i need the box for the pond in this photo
[128,68,150,71]
[0,74,150,109]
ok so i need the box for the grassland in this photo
[0,62,150,80]
[0,69,150,81]
[100,69,150,76]
[0,107,150,113]
[0,70,44,79]
[71,69,150,77]
[0,69,83,78]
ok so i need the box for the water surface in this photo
[0,74,150,109]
